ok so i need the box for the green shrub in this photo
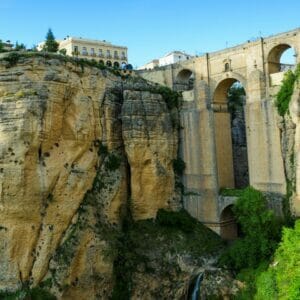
[220,187,282,270]
[105,153,121,171]
[172,157,185,175]
[255,269,277,300]
[0,286,56,300]
[275,65,300,116]
[255,220,300,300]
[156,209,196,233]
[154,86,180,109]
[4,52,20,67]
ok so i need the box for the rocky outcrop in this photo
[288,83,300,215]
[0,54,179,298]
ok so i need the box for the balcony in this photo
[114,55,119,59]
[90,53,96,57]
[107,54,112,59]
[98,53,104,58]
[121,56,127,60]
[81,52,88,56]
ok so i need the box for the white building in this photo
[37,36,128,68]
[138,51,193,70]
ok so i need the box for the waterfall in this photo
[191,272,204,300]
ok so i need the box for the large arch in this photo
[174,68,194,91]
[220,205,238,240]
[267,43,296,74]
[212,77,249,189]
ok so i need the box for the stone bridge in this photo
[139,28,300,237]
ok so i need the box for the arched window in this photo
[267,44,296,74]
[113,61,120,69]
[99,60,104,65]
[175,69,194,91]
[106,60,112,67]
[225,62,230,72]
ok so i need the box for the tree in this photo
[15,41,26,51]
[0,40,4,52]
[43,28,59,53]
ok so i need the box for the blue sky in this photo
[0,0,299,67]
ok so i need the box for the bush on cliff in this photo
[255,220,300,300]
[275,64,300,116]
[0,286,56,300]
[220,187,282,270]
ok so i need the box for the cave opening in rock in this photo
[213,79,249,189]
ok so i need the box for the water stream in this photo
[191,272,204,300]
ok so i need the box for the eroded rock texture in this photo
[0,56,178,299]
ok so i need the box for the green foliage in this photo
[219,188,245,197]
[43,28,59,53]
[275,65,300,116]
[255,220,300,300]
[156,209,196,233]
[154,86,180,109]
[105,153,121,171]
[0,286,56,300]
[172,157,186,175]
[3,52,20,67]
[227,83,245,118]
[14,42,26,51]
[255,269,277,300]
[220,187,282,270]
[0,40,4,52]
[58,48,66,55]
[233,262,269,300]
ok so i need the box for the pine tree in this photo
[43,28,59,53]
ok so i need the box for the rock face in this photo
[0,55,179,298]
[286,83,300,215]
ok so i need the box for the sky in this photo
[0,0,299,67]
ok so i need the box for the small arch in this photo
[113,61,120,69]
[99,60,104,65]
[267,43,296,74]
[106,60,112,67]
[174,69,194,91]
[220,205,238,240]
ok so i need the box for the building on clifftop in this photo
[38,36,128,68]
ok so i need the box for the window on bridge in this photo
[213,79,249,190]
[268,44,296,75]
[174,69,194,91]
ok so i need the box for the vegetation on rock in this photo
[275,64,300,116]
[112,209,223,299]
[0,286,56,300]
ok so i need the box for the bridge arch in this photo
[212,76,249,189]
[267,43,297,74]
[220,205,238,240]
[174,68,194,91]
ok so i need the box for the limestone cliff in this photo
[0,54,180,299]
